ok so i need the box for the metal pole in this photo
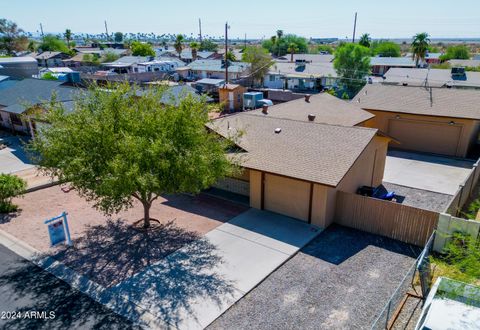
[225,22,228,84]
[352,12,357,43]
[62,212,72,246]
[199,18,203,42]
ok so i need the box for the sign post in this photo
[44,212,72,247]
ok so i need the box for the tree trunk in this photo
[143,201,151,229]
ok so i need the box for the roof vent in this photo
[308,114,316,121]
[304,94,311,103]
[402,82,408,86]
[262,105,269,114]
[274,128,281,134]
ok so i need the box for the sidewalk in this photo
[0,208,321,329]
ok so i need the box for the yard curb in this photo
[0,229,170,330]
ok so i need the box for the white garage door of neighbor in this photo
[264,174,310,222]
[388,119,462,156]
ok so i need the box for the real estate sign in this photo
[44,212,72,247]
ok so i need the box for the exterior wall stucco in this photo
[246,135,389,227]
[363,110,479,158]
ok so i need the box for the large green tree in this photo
[0,18,28,54]
[333,43,371,96]
[199,39,218,52]
[130,41,155,56]
[242,46,273,86]
[440,45,471,60]
[371,40,401,57]
[114,32,123,43]
[411,32,430,66]
[39,34,71,54]
[29,84,236,229]
[262,33,308,57]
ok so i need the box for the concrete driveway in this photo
[383,150,474,195]
[108,209,321,330]
[0,135,34,174]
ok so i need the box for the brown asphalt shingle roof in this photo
[208,113,377,187]
[248,92,374,126]
[354,84,480,120]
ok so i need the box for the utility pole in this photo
[199,18,203,42]
[225,22,229,84]
[352,12,357,43]
[39,23,44,38]
[244,33,247,49]
[104,20,109,41]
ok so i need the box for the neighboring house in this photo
[354,84,480,157]
[185,59,250,81]
[447,59,480,68]
[64,48,129,67]
[35,52,71,67]
[136,59,183,73]
[37,67,80,83]
[0,57,38,78]
[192,78,225,94]
[102,56,153,73]
[276,54,334,63]
[218,84,247,112]
[0,78,79,135]
[264,61,339,91]
[136,84,213,106]
[207,93,389,227]
[415,277,480,330]
[370,57,417,76]
[404,52,443,65]
[383,67,480,89]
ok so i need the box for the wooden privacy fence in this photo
[445,160,480,216]
[335,191,439,246]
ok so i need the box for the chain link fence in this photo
[370,232,435,330]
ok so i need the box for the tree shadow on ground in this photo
[2,219,235,329]
[0,258,140,330]
[160,193,249,223]
[107,235,236,329]
[302,224,423,265]
[0,210,21,224]
[51,219,203,287]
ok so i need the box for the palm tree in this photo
[174,34,184,58]
[190,41,199,60]
[64,29,72,49]
[359,33,371,48]
[287,43,299,62]
[276,30,283,56]
[411,32,430,67]
[226,50,236,62]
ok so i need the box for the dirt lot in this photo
[0,186,248,286]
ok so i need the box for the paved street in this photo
[0,244,138,330]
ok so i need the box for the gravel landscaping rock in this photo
[209,225,421,330]
[383,182,453,212]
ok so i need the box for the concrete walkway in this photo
[108,209,321,329]
[384,150,474,195]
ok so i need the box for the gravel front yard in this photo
[209,225,421,330]
[0,186,248,286]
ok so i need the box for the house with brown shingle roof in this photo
[354,84,480,158]
[208,93,390,227]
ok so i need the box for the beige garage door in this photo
[388,119,462,156]
[264,174,310,222]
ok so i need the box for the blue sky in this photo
[3,0,480,39]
